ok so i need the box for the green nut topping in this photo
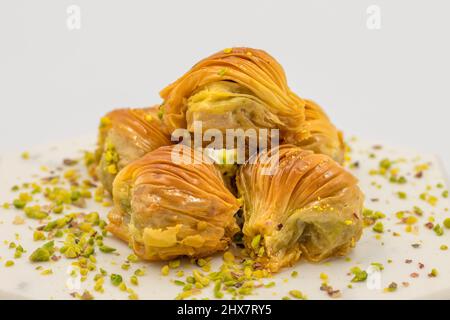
[350,267,368,282]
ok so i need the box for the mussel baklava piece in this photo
[107,145,241,260]
[159,47,344,162]
[94,106,171,193]
[237,144,363,272]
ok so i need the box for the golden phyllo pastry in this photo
[158,47,344,162]
[107,145,241,261]
[284,99,345,164]
[159,47,310,143]
[237,145,363,272]
[94,106,171,193]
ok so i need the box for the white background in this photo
[1,0,449,172]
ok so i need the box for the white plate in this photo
[0,135,449,300]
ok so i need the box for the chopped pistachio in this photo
[217,68,227,76]
[319,273,328,281]
[99,116,111,128]
[61,244,81,259]
[29,241,54,262]
[110,274,123,286]
[5,260,14,267]
[118,282,127,291]
[427,195,438,206]
[128,292,139,300]
[404,216,418,225]
[372,222,384,233]
[413,206,423,216]
[196,258,208,267]
[134,268,146,277]
[362,208,385,221]
[144,114,153,123]
[157,106,165,120]
[80,190,92,199]
[397,191,407,199]
[379,158,391,170]
[214,291,224,299]
[176,270,184,278]
[80,290,94,300]
[161,265,170,276]
[94,277,104,292]
[24,206,48,220]
[130,275,139,286]
[127,254,139,263]
[169,259,181,269]
[99,245,116,253]
[251,234,261,250]
[237,287,252,295]
[434,224,444,236]
[289,290,306,300]
[29,247,50,262]
[176,290,195,300]
[396,211,405,219]
[429,268,438,277]
[41,269,53,276]
[443,218,450,229]
[397,176,407,184]
[370,262,384,271]
[84,212,99,225]
[52,205,64,214]
[193,270,209,286]
[350,267,368,282]
[14,245,25,258]
[12,199,26,209]
[174,280,185,286]
[385,282,398,292]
